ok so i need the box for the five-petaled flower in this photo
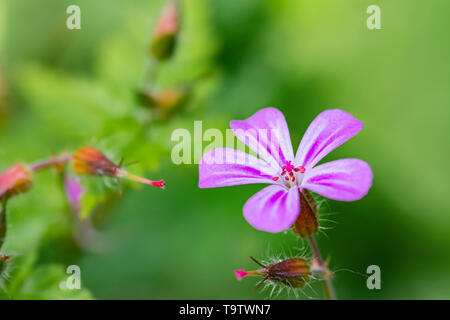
[199,108,373,233]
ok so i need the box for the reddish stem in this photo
[307,235,336,300]
[30,153,72,172]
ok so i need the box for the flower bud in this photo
[0,164,32,199]
[236,256,311,289]
[151,2,179,61]
[73,146,119,177]
[73,146,165,189]
[138,87,190,119]
[292,190,319,238]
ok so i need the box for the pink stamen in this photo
[273,161,306,183]
[235,269,249,280]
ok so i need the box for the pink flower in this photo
[199,108,373,233]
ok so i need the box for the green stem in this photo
[0,197,7,251]
[307,235,336,300]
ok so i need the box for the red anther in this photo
[278,162,305,184]
[272,177,279,182]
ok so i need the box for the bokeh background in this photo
[0,0,449,299]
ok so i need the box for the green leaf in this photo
[0,0,5,53]
[15,64,130,142]
[13,264,93,300]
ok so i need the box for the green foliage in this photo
[0,0,217,299]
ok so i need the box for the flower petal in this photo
[199,148,277,188]
[301,159,373,201]
[295,109,363,168]
[243,185,300,233]
[230,108,294,169]
[64,175,84,215]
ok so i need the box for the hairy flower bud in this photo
[292,190,319,238]
[73,146,165,190]
[0,164,32,199]
[151,2,179,61]
[73,146,119,177]
[236,256,311,289]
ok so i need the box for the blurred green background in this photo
[0,0,449,299]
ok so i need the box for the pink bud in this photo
[154,2,179,39]
[151,2,180,61]
[0,164,32,199]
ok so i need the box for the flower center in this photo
[272,161,305,187]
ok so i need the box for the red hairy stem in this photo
[307,235,336,300]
